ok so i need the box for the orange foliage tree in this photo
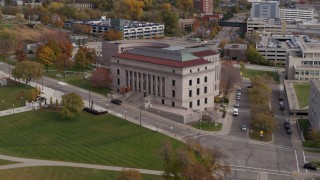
[91,67,112,88]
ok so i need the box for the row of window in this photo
[172,67,208,74]
[188,87,207,97]
[302,61,320,66]
[189,98,208,108]
[295,70,320,76]
[189,77,208,86]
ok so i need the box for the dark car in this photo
[280,104,285,111]
[284,121,290,129]
[286,128,292,134]
[247,85,253,88]
[279,97,283,101]
[304,162,317,170]
[111,99,122,105]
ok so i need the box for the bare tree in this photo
[219,64,241,99]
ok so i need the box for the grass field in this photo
[0,159,18,166]
[44,71,110,96]
[0,167,159,180]
[0,24,13,29]
[0,110,183,170]
[192,122,222,131]
[242,69,279,82]
[293,83,310,108]
[0,83,33,111]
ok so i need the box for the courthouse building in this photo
[110,46,220,111]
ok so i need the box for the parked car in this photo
[279,101,284,106]
[286,128,292,134]
[280,104,285,111]
[111,99,122,105]
[284,123,291,129]
[304,162,317,170]
[279,96,283,101]
[234,101,240,108]
[235,95,240,100]
[232,108,239,116]
[241,124,247,131]
[247,84,253,88]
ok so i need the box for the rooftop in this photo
[224,44,247,49]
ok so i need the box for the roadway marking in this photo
[229,165,292,177]
[295,150,300,172]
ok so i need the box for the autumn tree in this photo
[12,61,43,85]
[219,64,241,99]
[161,140,230,179]
[113,0,144,20]
[75,47,96,74]
[60,92,84,119]
[91,67,112,88]
[117,169,142,180]
[247,45,270,65]
[37,45,55,72]
[307,129,320,142]
[103,30,123,41]
[245,31,260,46]
[161,9,179,36]
[176,0,193,18]
[219,38,229,49]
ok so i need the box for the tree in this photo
[247,45,270,65]
[75,47,96,74]
[245,31,260,46]
[161,10,179,36]
[37,45,55,72]
[117,169,142,180]
[12,61,43,85]
[113,0,144,20]
[176,0,193,18]
[307,129,320,142]
[15,49,27,62]
[219,39,229,49]
[91,67,112,88]
[219,64,241,99]
[60,92,84,119]
[103,30,123,41]
[161,140,230,179]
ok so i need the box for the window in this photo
[205,67,207,70]
[204,76,207,82]
[189,90,192,97]
[162,99,164,104]
[189,101,193,108]
[198,68,200,71]
[172,79,175,86]
[172,90,175,97]
[205,98,207,104]
[172,69,175,73]
[189,79,192,86]
[204,86,207,93]
[117,69,120,75]
[190,69,192,73]
[197,78,200,84]
[197,88,200,95]
[117,78,120,85]
[197,100,200,106]
[172,102,175,107]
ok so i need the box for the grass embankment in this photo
[44,71,110,96]
[298,119,320,148]
[242,69,279,82]
[0,83,33,111]
[192,122,222,131]
[0,167,158,180]
[0,110,184,170]
[293,83,310,109]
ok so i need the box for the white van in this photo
[232,108,239,116]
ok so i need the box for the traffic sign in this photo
[260,131,264,135]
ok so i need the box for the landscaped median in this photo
[298,119,320,151]
[192,121,222,131]
[293,82,310,109]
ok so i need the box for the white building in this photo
[110,47,220,112]
[251,1,279,19]
[285,39,320,80]
[309,79,320,131]
[279,8,314,22]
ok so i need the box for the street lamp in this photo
[1,100,4,110]
[139,107,142,126]
[125,110,127,120]
[12,104,14,115]
[156,122,159,132]
[42,76,44,90]
[21,97,24,106]
[106,103,109,112]
[198,119,202,142]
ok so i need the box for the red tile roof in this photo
[114,53,210,68]
[192,50,219,57]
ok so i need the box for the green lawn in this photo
[0,24,13,29]
[0,167,159,180]
[242,69,279,82]
[0,159,18,166]
[298,119,320,148]
[298,119,310,135]
[44,71,110,96]
[0,83,34,111]
[0,110,184,170]
[293,83,310,108]
[192,122,222,131]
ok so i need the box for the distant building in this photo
[251,1,279,19]
[110,46,220,112]
[309,79,320,131]
[193,0,213,14]
[223,44,247,61]
[178,19,194,31]
[279,8,314,22]
[64,19,164,40]
[67,3,94,10]
[198,14,223,24]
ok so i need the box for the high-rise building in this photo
[251,1,280,19]
[193,0,213,14]
[309,79,320,131]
